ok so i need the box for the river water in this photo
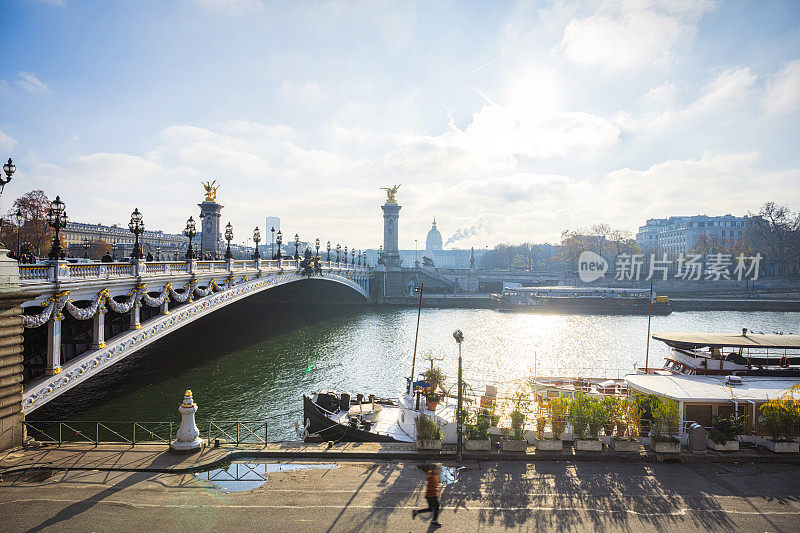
[29,307,799,440]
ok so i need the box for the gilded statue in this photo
[202,180,218,202]
[381,184,401,204]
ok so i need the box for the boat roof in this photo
[503,285,651,294]
[625,373,799,403]
[653,331,800,349]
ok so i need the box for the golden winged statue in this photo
[380,184,401,204]
[202,180,218,202]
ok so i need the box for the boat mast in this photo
[645,280,653,374]
[408,282,424,393]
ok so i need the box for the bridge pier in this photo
[0,250,26,451]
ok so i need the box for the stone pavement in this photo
[1,440,798,478]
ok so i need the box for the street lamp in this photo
[326,241,331,262]
[183,216,196,259]
[14,208,22,260]
[315,238,320,258]
[453,329,465,462]
[46,196,68,260]
[336,243,341,263]
[198,212,205,258]
[358,250,362,266]
[275,230,283,259]
[128,207,144,260]
[294,233,300,260]
[253,227,261,259]
[271,227,275,259]
[82,237,90,259]
[1,158,15,196]
[351,248,355,265]
[156,246,161,261]
[344,246,348,265]
[224,222,233,259]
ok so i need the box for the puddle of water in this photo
[195,462,338,492]
[416,465,463,485]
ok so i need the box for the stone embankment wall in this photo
[0,250,24,451]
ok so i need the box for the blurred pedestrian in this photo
[412,463,441,527]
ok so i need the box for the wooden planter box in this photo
[575,439,603,452]
[764,440,800,453]
[416,439,442,451]
[534,438,563,451]
[707,439,739,452]
[499,440,527,452]
[651,441,680,454]
[465,439,491,451]
[611,439,640,452]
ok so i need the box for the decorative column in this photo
[129,297,141,330]
[199,199,223,259]
[0,250,26,451]
[381,197,403,296]
[170,390,204,453]
[46,312,62,375]
[91,305,106,349]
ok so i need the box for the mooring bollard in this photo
[169,390,205,453]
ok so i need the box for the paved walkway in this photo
[1,440,798,477]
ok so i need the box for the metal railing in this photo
[24,420,174,446]
[208,420,268,445]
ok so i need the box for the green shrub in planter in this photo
[760,388,800,443]
[600,396,620,435]
[587,400,608,439]
[415,413,442,441]
[651,397,680,444]
[465,411,490,441]
[568,393,590,440]
[547,397,568,440]
[709,414,745,446]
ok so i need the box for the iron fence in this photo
[207,420,268,445]
[24,420,174,446]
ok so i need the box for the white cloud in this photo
[193,0,264,15]
[688,66,756,115]
[0,128,17,151]
[15,71,50,93]
[763,59,800,115]
[559,1,716,71]
[279,81,329,103]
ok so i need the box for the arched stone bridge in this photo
[17,258,371,413]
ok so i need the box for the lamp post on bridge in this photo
[275,230,283,259]
[128,208,144,260]
[294,233,300,260]
[198,212,205,259]
[46,196,68,260]
[351,248,355,266]
[253,227,261,260]
[344,246,348,266]
[81,237,90,259]
[156,246,161,261]
[326,241,331,262]
[336,243,341,264]
[183,216,196,260]
[224,222,233,260]
[1,158,15,198]
[271,227,275,259]
[453,329,465,462]
[14,208,22,261]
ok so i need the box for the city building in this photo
[63,221,187,258]
[636,214,754,256]
[265,216,280,234]
[425,217,442,252]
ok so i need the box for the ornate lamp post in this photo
[82,237,90,259]
[198,212,205,258]
[46,196,68,260]
[315,238,320,258]
[453,329,465,462]
[326,241,331,262]
[253,227,261,259]
[128,208,144,260]
[358,250,362,266]
[156,246,161,261]
[351,248,355,265]
[275,230,283,259]
[271,227,275,259]
[1,158,15,197]
[183,216,196,259]
[224,222,233,259]
[336,243,341,263]
[14,208,23,260]
[344,246,348,265]
[294,233,300,260]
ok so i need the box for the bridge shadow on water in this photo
[28,280,369,425]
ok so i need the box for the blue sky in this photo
[1,0,799,249]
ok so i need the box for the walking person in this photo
[412,463,442,527]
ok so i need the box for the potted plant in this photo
[569,393,604,452]
[499,427,527,452]
[536,397,566,451]
[707,414,744,451]
[634,393,659,438]
[464,410,491,451]
[509,390,531,430]
[423,366,445,411]
[601,396,620,437]
[415,413,442,450]
[760,387,800,453]
[425,391,441,412]
[650,397,681,453]
[611,399,641,452]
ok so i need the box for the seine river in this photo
[30,307,799,440]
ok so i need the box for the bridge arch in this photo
[20,262,370,413]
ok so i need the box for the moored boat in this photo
[494,286,672,315]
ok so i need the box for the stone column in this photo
[91,306,106,349]
[198,200,223,259]
[46,313,62,375]
[381,202,404,296]
[0,249,26,451]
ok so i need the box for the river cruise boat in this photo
[302,380,460,443]
[643,330,800,376]
[495,285,671,315]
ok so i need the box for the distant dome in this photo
[426,217,443,251]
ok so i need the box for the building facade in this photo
[63,222,187,258]
[636,214,754,256]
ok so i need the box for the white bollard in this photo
[169,390,205,453]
